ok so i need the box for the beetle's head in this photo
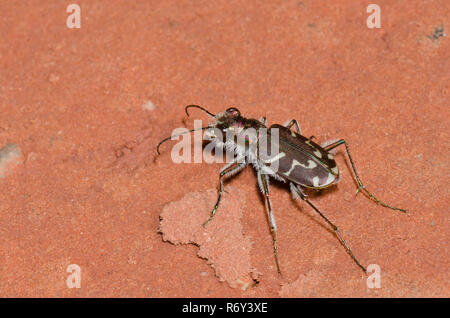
[157,105,251,155]
[183,105,258,145]
[214,107,245,133]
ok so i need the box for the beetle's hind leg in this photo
[291,184,367,274]
[257,171,281,274]
[323,139,406,213]
[203,158,247,227]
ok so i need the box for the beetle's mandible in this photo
[156,105,406,274]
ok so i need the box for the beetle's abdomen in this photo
[258,124,339,189]
[276,154,338,188]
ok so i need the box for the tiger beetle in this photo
[156,105,406,274]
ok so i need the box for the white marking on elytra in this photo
[331,166,339,174]
[285,159,318,176]
[285,165,295,176]
[306,139,322,158]
[312,176,320,187]
[325,172,335,185]
[328,153,334,159]
[262,152,286,164]
[306,160,318,169]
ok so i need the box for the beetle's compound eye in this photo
[226,107,241,117]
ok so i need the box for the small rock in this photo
[0,143,22,178]
[142,100,156,111]
[49,74,60,83]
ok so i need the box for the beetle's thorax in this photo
[205,108,266,161]
[214,110,265,132]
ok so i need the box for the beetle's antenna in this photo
[156,126,210,155]
[185,105,216,117]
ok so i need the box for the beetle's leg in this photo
[202,159,247,227]
[320,138,341,155]
[284,119,302,134]
[323,139,406,213]
[257,171,281,274]
[290,182,307,199]
[259,117,267,125]
[292,184,367,274]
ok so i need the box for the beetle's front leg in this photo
[323,139,406,213]
[202,158,247,227]
[257,171,281,274]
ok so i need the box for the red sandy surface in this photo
[0,1,448,297]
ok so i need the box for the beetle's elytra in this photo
[157,105,406,274]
